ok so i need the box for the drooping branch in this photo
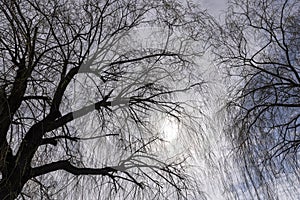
[45,98,112,132]
[31,160,118,178]
[108,52,180,66]
[41,134,119,146]
[41,135,79,146]
[31,160,147,189]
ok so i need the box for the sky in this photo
[191,1,300,200]
[69,1,231,198]
[6,0,298,199]
[72,0,299,199]
[191,1,229,198]
[199,0,227,18]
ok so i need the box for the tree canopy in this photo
[212,0,300,199]
[0,0,211,199]
[0,0,299,199]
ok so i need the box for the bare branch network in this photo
[211,0,300,199]
[1,0,299,199]
[0,0,211,199]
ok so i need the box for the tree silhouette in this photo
[0,0,211,199]
[213,0,300,198]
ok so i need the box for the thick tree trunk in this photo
[0,160,30,200]
[0,179,25,200]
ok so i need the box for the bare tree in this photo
[213,0,300,199]
[0,0,211,199]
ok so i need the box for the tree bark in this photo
[0,167,30,200]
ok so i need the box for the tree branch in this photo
[108,52,179,66]
[45,99,111,132]
[31,160,118,178]
[41,136,79,146]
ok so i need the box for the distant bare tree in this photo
[213,0,300,199]
[0,0,211,199]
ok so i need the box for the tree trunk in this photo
[0,163,30,200]
[0,180,24,200]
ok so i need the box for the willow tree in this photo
[213,0,300,199]
[0,0,211,199]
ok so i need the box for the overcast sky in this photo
[193,1,299,200]
[199,0,227,18]
[190,1,231,199]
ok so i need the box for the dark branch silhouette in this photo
[0,0,210,199]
